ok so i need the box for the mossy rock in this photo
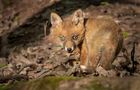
[7,76,79,90]
[1,76,140,90]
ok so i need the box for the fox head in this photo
[49,9,85,53]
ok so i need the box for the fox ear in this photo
[72,9,84,25]
[50,12,62,27]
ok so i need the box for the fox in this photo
[47,9,123,76]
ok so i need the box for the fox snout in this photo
[64,41,75,53]
[65,47,74,53]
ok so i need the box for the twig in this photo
[131,42,137,73]
[36,58,72,78]
[16,64,36,74]
[122,47,131,65]
[44,21,48,37]
[0,74,28,83]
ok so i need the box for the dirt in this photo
[0,0,140,90]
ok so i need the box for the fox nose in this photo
[65,47,74,53]
[67,48,72,53]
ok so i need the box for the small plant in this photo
[123,31,129,38]
[100,0,110,6]
[0,64,7,68]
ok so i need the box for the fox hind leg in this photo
[96,46,117,77]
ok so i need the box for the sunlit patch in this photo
[80,65,87,70]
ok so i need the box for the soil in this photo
[0,0,140,90]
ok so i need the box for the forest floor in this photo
[0,0,140,90]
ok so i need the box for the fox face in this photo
[49,10,85,53]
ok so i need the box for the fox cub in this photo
[48,9,123,75]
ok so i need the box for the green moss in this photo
[0,64,7,68]
[0,84,13,90]
[32,76,79,90]
[100,2,110,6]
[86,80,111,90]
[100,0,110,6]
[11,76,79,90]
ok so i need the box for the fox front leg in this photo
[80,40,90,72]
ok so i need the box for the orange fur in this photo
[48,9,123,73]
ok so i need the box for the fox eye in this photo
[72,34,78,40]
[59,35,65,41]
